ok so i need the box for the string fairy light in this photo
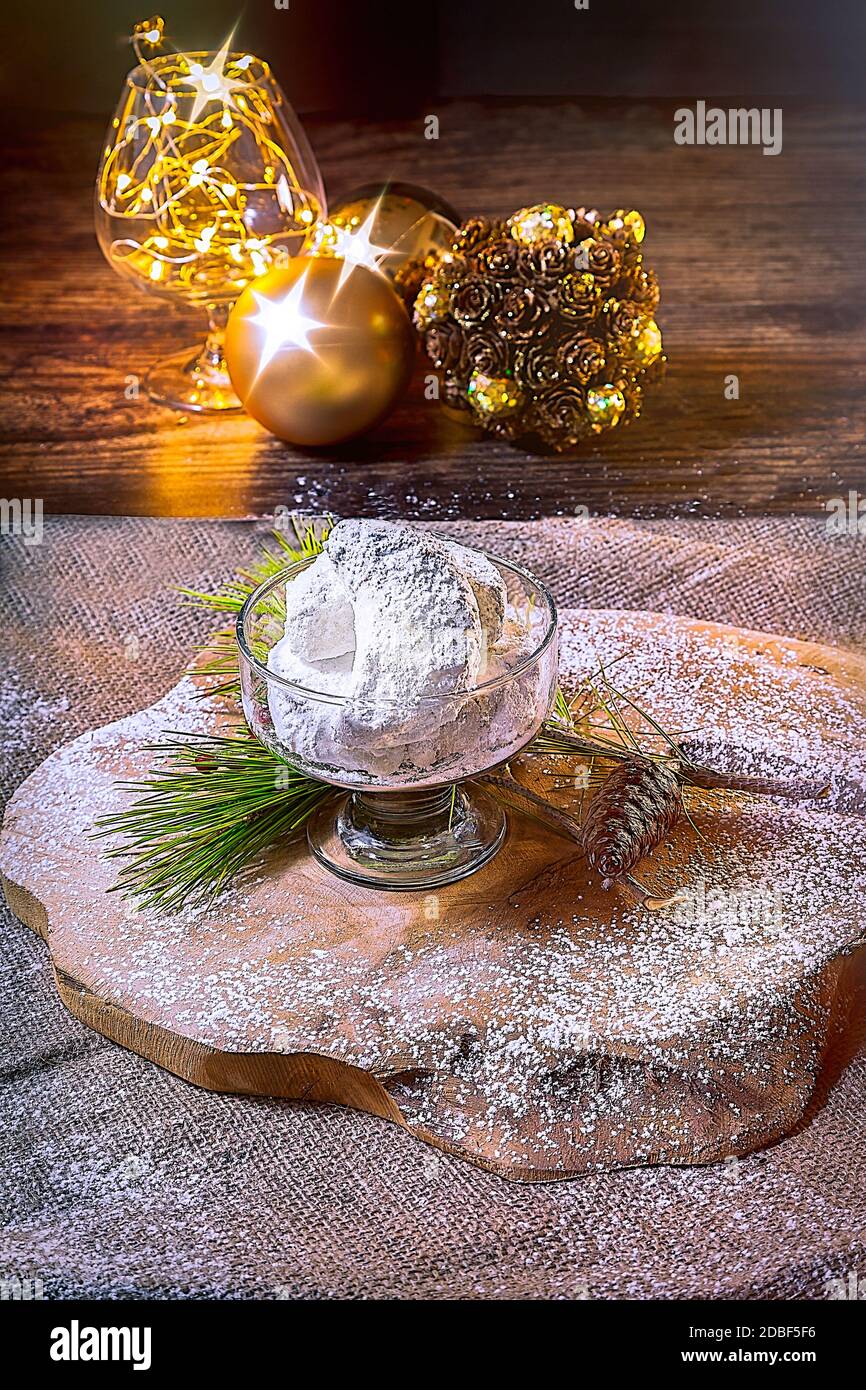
[96,16,324,306]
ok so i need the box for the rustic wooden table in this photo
[0,100,863,521]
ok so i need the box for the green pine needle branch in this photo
[93,727,335,912]
[180,514,332,700]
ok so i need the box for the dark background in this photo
[1,0,864,117]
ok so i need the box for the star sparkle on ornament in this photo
[333,198,398,294]
[249,269,328,378]
[185,31,247,125]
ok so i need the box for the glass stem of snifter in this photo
[202,302,231,372]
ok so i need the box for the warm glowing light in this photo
[134,15,165,48]
[276,175,293,213]
[194,224,217,252]
[333,198,395,294]
[185,31,246,124]
[249,267,327,375]
[97,19,324,306]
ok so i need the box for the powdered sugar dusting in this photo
[561,610,866,813]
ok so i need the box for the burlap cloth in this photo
[1,513,864,1300]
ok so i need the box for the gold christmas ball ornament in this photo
[416,201,664,451]
[304,181,460,315]
[508,203,575,248]
[225,256,415,446]
[602,208,646,244]
[633,319,663,366]
[586,384,626,431]
[466,370,523,418]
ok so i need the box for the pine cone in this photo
[495,284,550,340]
[581,758,683,888]
[559,333,606,384]
[424,321,463,372]
[453,215,498,254]
[602,297,643,345]
[517,339,562,390]
[520,240,572,284]
[557,272,602,323]
[613,374,644,420]
[580,238,621,288]
[532,382,587,450]
[478,237,522,280]
[626,266,660,312]
[452,274,497,327]
[468,327,516,378]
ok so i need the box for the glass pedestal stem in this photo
[144,301,243,413]
[307,782,507,891]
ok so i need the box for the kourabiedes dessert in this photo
[262,520,557,785]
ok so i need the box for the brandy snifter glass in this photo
[95,49,326,412]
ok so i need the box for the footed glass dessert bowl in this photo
[236,530,558,890]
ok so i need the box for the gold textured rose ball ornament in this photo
[304,181,460,317]
[225,256,415,446]
[414,202,664,451]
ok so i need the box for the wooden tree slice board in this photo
[3,609,866,1182]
